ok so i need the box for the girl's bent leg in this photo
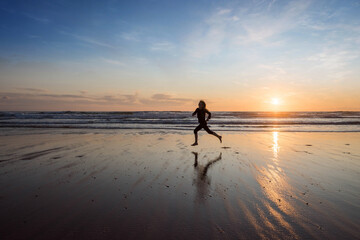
[204,125,222,143]
[213,132,222,143]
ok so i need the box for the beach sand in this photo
[0,129,359,239]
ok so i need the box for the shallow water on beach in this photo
[0,129,359,239]
[1,111,360,132]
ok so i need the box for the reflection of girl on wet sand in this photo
[192,152,222,202]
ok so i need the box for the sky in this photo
[0,0,359,111]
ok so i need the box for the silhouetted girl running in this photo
[191,100,222,146]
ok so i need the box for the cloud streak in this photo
[23,13,50,23]
[15,87,48,93]
[120,32,140,42]
[0,91,193,110]
[60,31,117,49]
[101,58,126,66]
[150,41,176,52]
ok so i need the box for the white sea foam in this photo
[0,111,360,132]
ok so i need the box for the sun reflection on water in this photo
[252,131,303,236]
[272,131,280,159]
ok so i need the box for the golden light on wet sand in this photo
[272,131,280,158]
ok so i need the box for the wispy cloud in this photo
[0,7,50,23]
[101,58,126,66]
[120,32,140,42]
[150,93,191,102]
[256,63,288,82]
[150,41,175,51]
[217,9,232,15]
[267,0,277,10]
[15,87,48,93]
[185,0,312,59]
[23,13,50,23]
[235,0,312,43]
[0,90,193,110]
[139,93,193,106]
[307,49,359,69]
[306,47,359,82]
[60,31,117,49]
[185,18,225,58]
[258,64,287,75]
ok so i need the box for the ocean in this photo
[0,111,360,132]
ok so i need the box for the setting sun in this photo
[271,98,280,105]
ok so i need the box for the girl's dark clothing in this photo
[193,108,211,124]
[193,108,214,134]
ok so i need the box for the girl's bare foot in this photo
[191,142,198,146]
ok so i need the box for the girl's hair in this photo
[199,100,206,108]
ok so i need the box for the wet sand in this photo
[0,129,359,239]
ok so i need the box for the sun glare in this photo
[271,98,280,105]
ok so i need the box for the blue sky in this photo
[0,0,360,111]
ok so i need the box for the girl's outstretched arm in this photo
[192,108,198,116]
